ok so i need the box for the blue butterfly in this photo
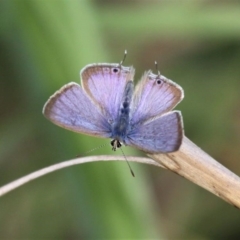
[43,62,184,153]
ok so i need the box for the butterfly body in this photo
[111,81,134,146]
[43,63,184,153]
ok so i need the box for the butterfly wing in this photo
[126,111,183,153]
[81,64,135,122]
[130,71,184,125]
[43,82,111,138]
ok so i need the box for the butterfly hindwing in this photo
[43,83,111,138]
[81,64,135,122]
[130,71,184,125]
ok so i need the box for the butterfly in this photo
[43,61,184,154]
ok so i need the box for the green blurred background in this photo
[1,0,240,239]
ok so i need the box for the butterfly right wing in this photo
[127,71,184,153]
[130,71,184,125]
[126,111,183,153]
[43,82,111,138]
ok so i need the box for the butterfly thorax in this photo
[111,81,134,150]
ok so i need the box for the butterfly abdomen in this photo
[111,81,134,142]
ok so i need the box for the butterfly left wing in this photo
[125,111,183,153]
[130,71,184,125]
[43,82,111,138]
[81,64,135,122]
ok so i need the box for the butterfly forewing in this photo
[130,71,184,125]
[81,64,135,121]
[43,83,111,138]
[126,111,183,153]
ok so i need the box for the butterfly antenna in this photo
[75,142,109,157]
[85,142,110,155]
[154,61,161,76]
[120,50,127,66]
[119,147,135,177]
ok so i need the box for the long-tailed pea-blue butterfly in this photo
[43,60,184,153]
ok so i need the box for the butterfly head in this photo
[111,139,122,151]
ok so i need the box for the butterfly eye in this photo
[112,68,119,73]
[157,79,162,84]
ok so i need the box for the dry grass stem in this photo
[0,156,161,197]
[148,136,240,208]
[0,136,240,209]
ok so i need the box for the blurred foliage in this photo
[0,0,240,239]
